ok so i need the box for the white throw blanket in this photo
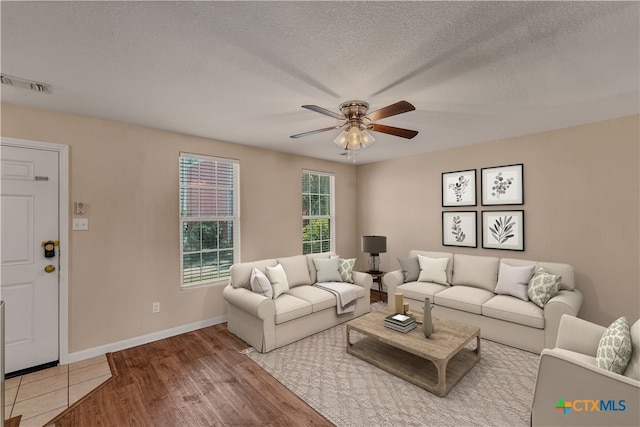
[314,282,357,314]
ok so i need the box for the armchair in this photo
[531,314,639,426]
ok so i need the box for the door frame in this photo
[1,137,70,365]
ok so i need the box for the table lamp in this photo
[361,235,386,274]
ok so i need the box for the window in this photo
[302,170,334,254]
[179,153,239,287]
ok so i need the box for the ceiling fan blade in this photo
[365,100,415,122]
[369,123,419,139]
[290,124,346,139]
[301,105,345,120]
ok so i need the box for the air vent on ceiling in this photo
[0,74,51,93]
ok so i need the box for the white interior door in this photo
[1,145,59,374]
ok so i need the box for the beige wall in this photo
[357,115,640,326]
[1,102,359,353]
[2,102,638,354]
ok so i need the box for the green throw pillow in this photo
[338,258,355,283]
[527,266,561,308]
[597,317,632,374]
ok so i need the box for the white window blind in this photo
[302,170,334,254]
[179,153,240,287]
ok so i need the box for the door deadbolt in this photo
[44,265,56,273]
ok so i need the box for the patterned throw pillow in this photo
[250,267,273,299]
[527,266,562,308]
[338,258,355,283]
[597,317,632,374]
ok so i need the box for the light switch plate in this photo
[72,218,89,231]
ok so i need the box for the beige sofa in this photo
[531,314,640,426]
[223,252,372,353]
[384,250,583,353]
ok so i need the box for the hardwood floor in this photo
[51,292,386,426]
[51,324,333,426]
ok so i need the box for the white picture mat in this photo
[443,211,477,247]
[482,210,524,251]
[481,164,523,205]
[442,169,476,206]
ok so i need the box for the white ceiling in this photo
[1,1,638,164]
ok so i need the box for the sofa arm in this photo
[543,289,583,349]
[352,271,373,291]
[532,348,640,426]
[223,285,274,320]
[555,314,606,356]
[383,270,404,296]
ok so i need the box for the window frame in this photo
[302,170,335,254]
[179,152,240,288]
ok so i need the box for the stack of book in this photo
[384,313,417,333]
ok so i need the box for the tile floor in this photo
[4,355,112,427]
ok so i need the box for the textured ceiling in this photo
[1,1,638,164]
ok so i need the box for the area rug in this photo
[243,304,539,427]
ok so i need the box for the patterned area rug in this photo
[244,304,539,427]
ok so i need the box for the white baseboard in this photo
[66,315,228,364]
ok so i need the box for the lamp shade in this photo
[361,235,387,255]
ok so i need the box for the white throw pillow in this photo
[494,263,534,301]
[417,255,449,285]
[250,267,273,299]
[265,263,289,298]
[313,257,342,282]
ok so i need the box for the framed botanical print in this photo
[482,210,525,251]
[442,169,476,207]
[481,164,523,205]
[442,211,477,248]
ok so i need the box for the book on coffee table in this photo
[384,314,417,333]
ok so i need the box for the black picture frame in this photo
[442,169,477,207]
[481,163,524,206]
[482,210,525,251]
[442,211,477,248]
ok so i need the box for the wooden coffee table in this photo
[346,309,481,397]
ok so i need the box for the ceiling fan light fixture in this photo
[361,129,375,147]
[347,125,363,149]
[333,130,349,148]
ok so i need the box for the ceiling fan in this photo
[290,100,418,151]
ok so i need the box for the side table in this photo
[365,271,385,302]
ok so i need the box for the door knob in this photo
[44,265,56,273]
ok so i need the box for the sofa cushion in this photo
[265,263,289,298]
[277,255,311,287]
[494,263,534,301]
[314,257,342,282]
[527,267,561,308]
[397,256,420,282]
[417,255,449,285]
[434,285,495,315]
[286,285,336,312]
[409,250,454,284]
[273,294,313,324]
[597,316,632,375]
[250,267,273,299]
[230,259,277,289]
[452,254,499,292]
[502,257,575,291]
[623,320,640,380]
[305,251,336,284]
[338,258,355,283]
[396,281,448,302]
[482,295,544,329]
